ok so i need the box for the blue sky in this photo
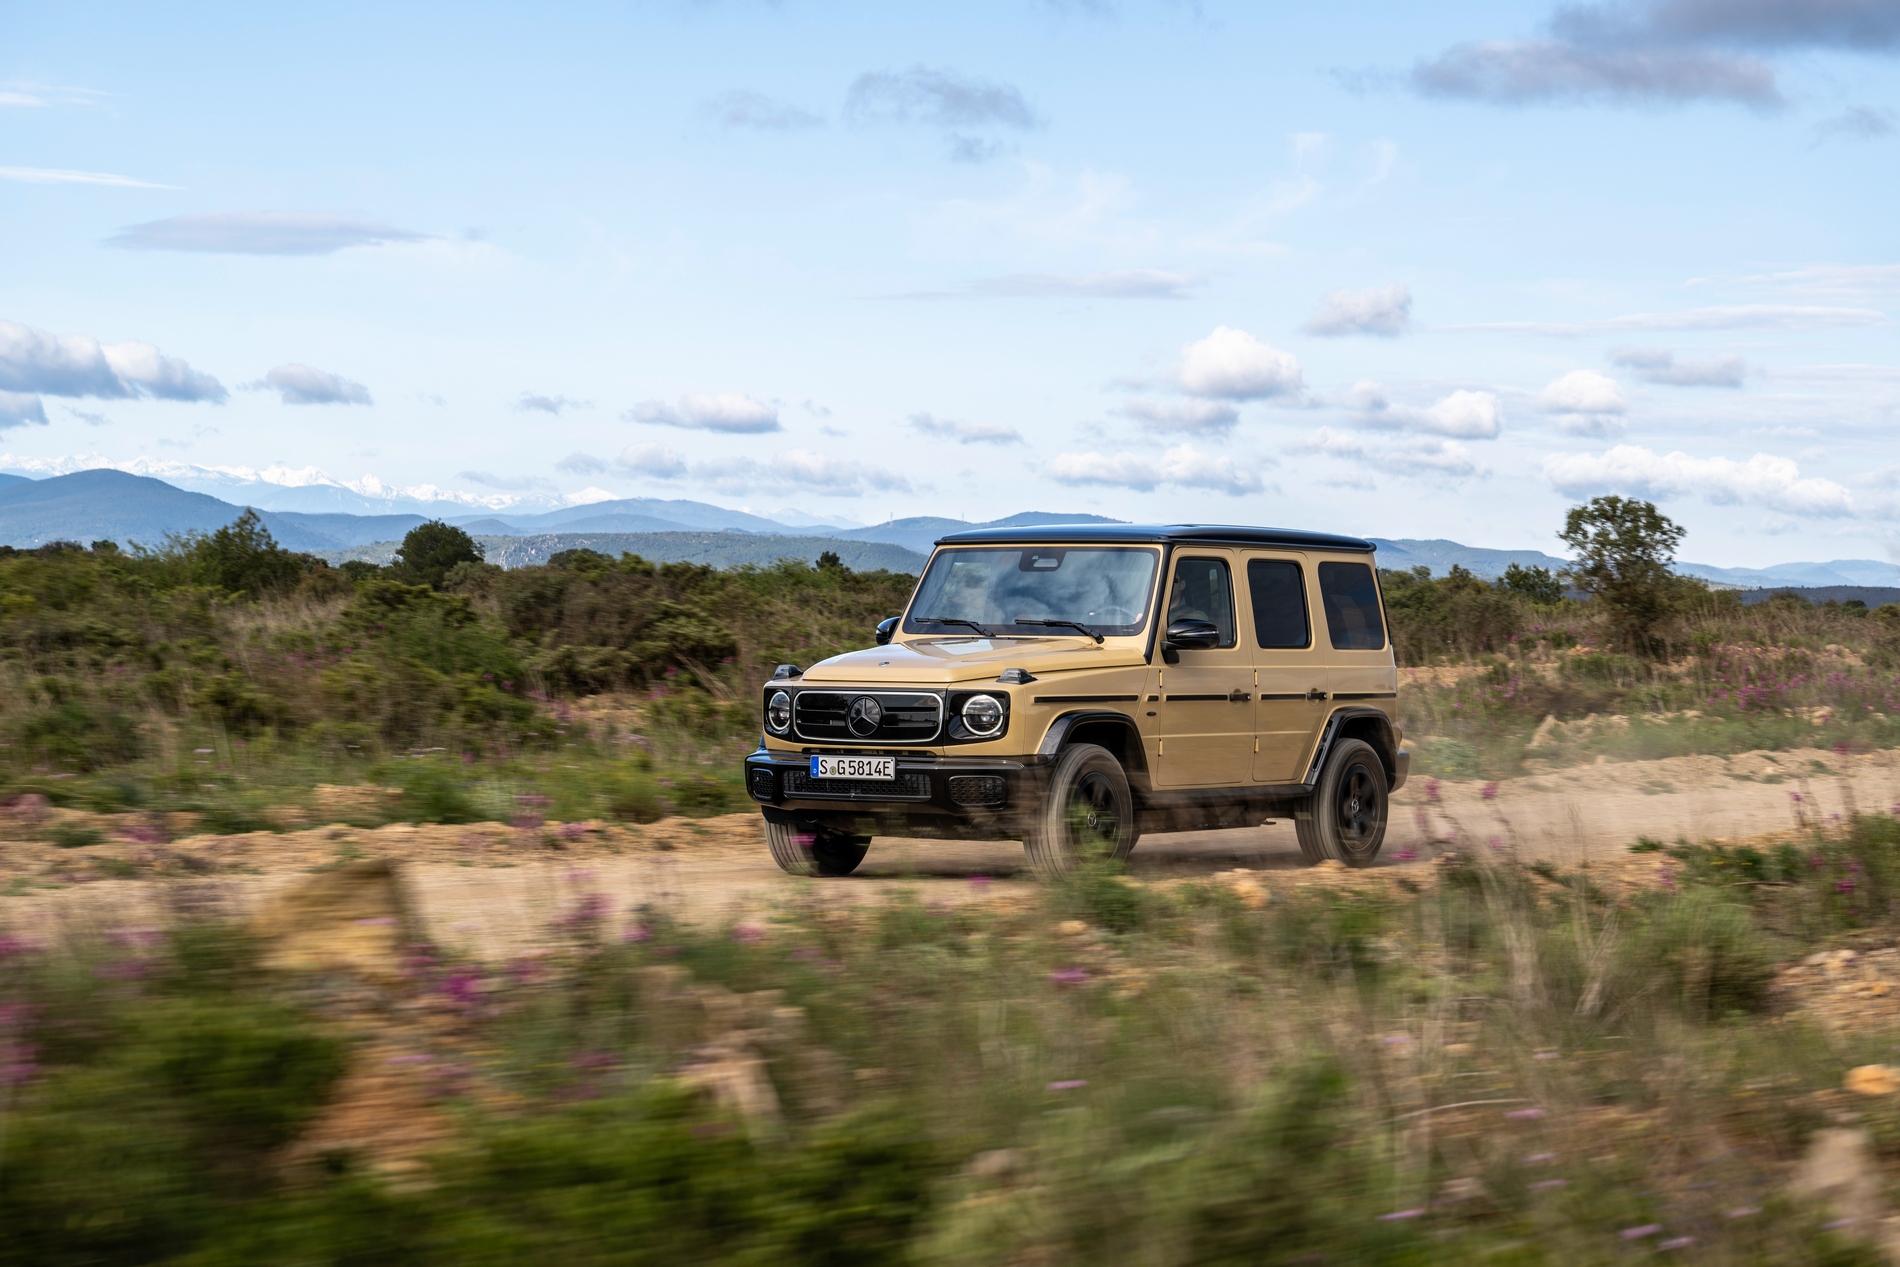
[1,0,1896,564]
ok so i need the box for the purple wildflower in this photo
[1659,1237,1695,1250]
[440,967,482,1006]
[1530,1179,1568,1191]
[1049,967,1089,986]
[1505,1107,1545,1120]
[1378,1209,1425,1222]
[1726,1207,1761,1218]
[732,924,764,944]
[968,874,992,891]
[1424,778,1441,803]
[1838,879,1858,894]
[1790,791,1805,803]
[1394,846,1417,862]
[622,924,652,944]
[1046,1079,1088,1091]
[1481,782,1499,801]
[1523,1152,1555,1162]
[1621,1224,1662,1240]
[1822,1217,1857,1231]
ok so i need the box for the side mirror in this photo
[875,616,900,646]
[1163,617,1221,658]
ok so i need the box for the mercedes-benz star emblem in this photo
[846,696,883,738]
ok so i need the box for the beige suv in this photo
[743,524,1407,877]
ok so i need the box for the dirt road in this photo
[5,745,1896,955]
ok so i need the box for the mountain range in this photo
[0,469,1893,589]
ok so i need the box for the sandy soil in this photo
[4,744,1896,953]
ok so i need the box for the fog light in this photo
[948,775,1006,806]
[748,768,777,801]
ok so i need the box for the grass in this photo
[10,819,1900,1262]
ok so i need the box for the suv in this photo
[743,524,1407,878]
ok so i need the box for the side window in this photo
[1167,556,1236,648]
[1317,562,1386,651]
[1247,559,1310,649]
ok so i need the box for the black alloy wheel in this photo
[1024,742,1137,879]
[1293,737,1389,868]
[764,815,871,877]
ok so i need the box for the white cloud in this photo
[907,412,1023,444]
[625,393,781,433]
[1303,283,1412,336]
[1451,304,1885,336]
[256,364,372,406]
[1118,398,1241,436]
[0,390,47,428]
[0,166,177,189]
[106,212,428,255]
[1346,382,1505,439]
[1410,40,1780,107]
[1172,326,1304,400]
[515,392,590,415]
[1296,425,1485,480]
[1608,346,1747,386]
[1540,369,1627,414]
[555,452,610,475]
[1048,443,1265,495]
[961,269,1205,299]
[702,90,824,130]
[844,66,1038,129]
[613,443,910,497]
[0,319,226,405]
[1543,444,1855,516]
[616,443,690,479]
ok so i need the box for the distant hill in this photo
[0,473,29,489]
[0,469,346,551]
[454,497,791,536]
[1737,586,1900,607]
[832,512,1126,554]
[1371,538,1571,579]
[326,531,929,573]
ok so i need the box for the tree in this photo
[393,520,483,590]
[1558,496,1685,654]
[1500,562,1564,605]
[184,509,311,596]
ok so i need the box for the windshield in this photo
[902,546,1160,638]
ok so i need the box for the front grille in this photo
[747,768,777,801]
[783,769,933,801]
[793,691,942,745]
[947,775,1007,807]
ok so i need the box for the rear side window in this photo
[1247,559,1309,649]
[1166,557,1237,647]
[1318,562,1386,651]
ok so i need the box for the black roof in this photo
[933,523,1375,552]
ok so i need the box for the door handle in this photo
[1228,689,1252,702]
[1305,688,1329,701]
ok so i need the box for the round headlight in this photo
[961,693,1005,736]
[767,690,792,733]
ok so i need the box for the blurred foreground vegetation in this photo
[11,814,1900,1262]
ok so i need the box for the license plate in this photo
[811,755,894,780]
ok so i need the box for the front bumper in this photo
[744,744,1051,820]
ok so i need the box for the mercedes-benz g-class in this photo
[743,524,1407,877]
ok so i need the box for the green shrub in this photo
[391,759,479,824]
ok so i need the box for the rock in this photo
[968,1148,1027,1182]
[1846,1066,1900,1097]
[248,858,420,979]
[1789,1128,1900,1258]
[1057,920,1089,936]
[1526,715,1560,751]
[2,793,51,831]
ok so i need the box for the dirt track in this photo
[5,745,1897,955]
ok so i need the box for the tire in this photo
[764,817,870,877]
[1292,738,1388,868]
[1023,743,1138,880]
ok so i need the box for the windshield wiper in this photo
[918,616,991,636]
[1014,617,1103,644]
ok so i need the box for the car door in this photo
[1242,552,1329,783]
[1151,552,1253,787]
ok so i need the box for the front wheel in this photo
[1293,737,1388,867]
[764,817,870,877]
[1023,743,1138,879]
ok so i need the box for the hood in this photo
[798,636,1145,685]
